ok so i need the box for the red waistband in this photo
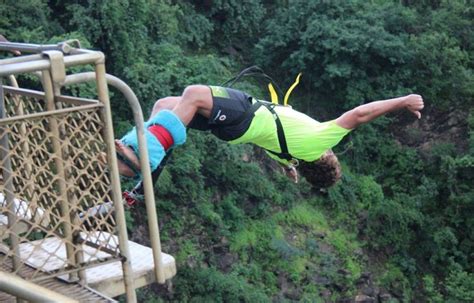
[148,125,174,151]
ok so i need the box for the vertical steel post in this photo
[94,60,137,303]
[52,81,86,283]
[41,70,78,282]
[11,77,35,203]
[104,74,166,284]
[63,72,167,284]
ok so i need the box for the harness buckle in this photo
[289,159,299,167]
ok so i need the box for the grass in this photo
[275,202,329,231]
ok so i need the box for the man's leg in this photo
[117,85,213,176]
[150,85,214,123]
[171,85,213,125]
[151,96,181,117]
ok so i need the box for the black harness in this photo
[223,65,300,164]
[235,100,299,163]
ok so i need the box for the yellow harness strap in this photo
[267,73,302,106]
[284,73,302,106]
[268,83,279,104]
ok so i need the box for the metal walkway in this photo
[0,254,115,302]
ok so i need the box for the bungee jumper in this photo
[116,70,424,189]
[0,36,425,189]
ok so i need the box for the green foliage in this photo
[0,0,57,42]
[410,31,472,109]
[256,1,412,111]
[229,221,280,261]
[469,109,474,153]
[423,267,474,303]
[445,267,474,303]
[188,0,266,54]
[122,43,232,110]
[379,262,412,301]
[275,202,328,231]
[422,275,443,303]
[230,227,257,253]
[176,239,204,265]
[367,197,423,252]
[176,2,214,48]
[327,229,359,258]
[124,209,134,230]
[429,227,459,269]
[3,0,473,301]
[172,267,269,302]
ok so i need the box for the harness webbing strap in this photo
[238,100,296,162]
[265,103,293,161]
[231,98,261,126]
[221,65,284,101]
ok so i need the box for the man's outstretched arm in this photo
[335,94,424,130]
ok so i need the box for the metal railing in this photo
[0,40,170,301]
[0,271,78,303]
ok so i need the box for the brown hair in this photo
[299,150,342,188]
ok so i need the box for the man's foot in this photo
[115,140,141,177]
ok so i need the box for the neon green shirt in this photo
[229,103,351,165]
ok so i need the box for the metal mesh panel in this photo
[0,89,120,282]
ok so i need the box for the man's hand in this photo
[0,34,21,56]
[404,94,424,119]
[283,165,298,183]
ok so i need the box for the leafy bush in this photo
[172,267,269,302]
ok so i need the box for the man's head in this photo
[299,150,342,189]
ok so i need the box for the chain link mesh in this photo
[1,88,120,282]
